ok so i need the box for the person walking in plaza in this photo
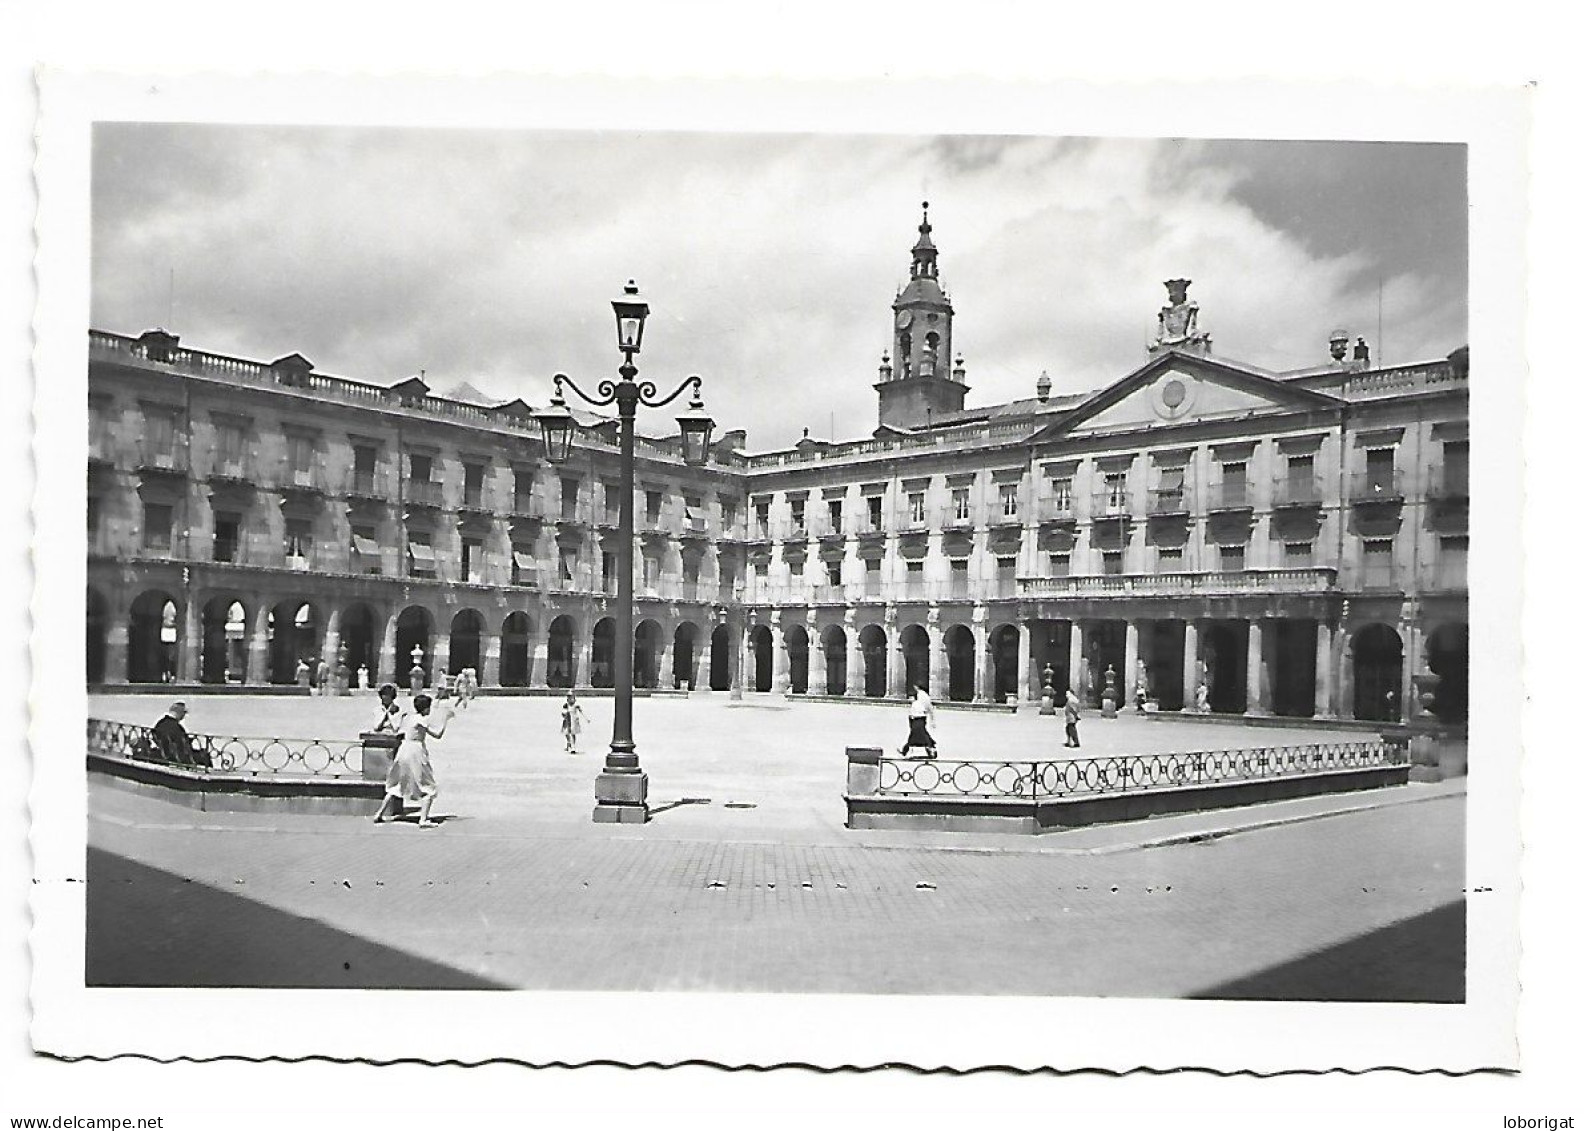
[372,692,452,828]
[899,682,938,759]
[561,691,585,755]
[1063,687,1082,748]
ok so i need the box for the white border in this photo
[29,71,1526,1073]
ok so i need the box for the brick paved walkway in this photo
[87,778,1466,999]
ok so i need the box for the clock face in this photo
[895,310,913,330]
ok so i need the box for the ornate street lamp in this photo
[535,280,714,823]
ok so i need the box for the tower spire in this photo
[910,200,938,279]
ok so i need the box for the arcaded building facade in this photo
[85,207,1470,725]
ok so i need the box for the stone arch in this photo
[591,617,616,688]
[945,624,976,702]
[199,594,249,684]
[784,623,809,694]
[672,621,701,690]
[449,608,485,676]
[268,599,319,684]
[750,624,773,692]
[634,618,664,689]
[340,602,380,684]
[822,624,848,696]
[548,614,578,688]
[128,589,179,684]
[394,605,434,688]
[860,624,888,697]
[86,587,110,684]
[1352,623,1404,722]
[1426,621,1468,725]
[991,623,1021,702]
[901,624,930,693]
[709,623,732,691]
[501,611,532,687]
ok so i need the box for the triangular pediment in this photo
[1032,351,1341,442]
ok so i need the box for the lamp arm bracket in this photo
[555,373,617,409]
[636,374,704,410]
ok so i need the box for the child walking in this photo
[561,691,586,755]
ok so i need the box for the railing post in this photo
[846,747,882,796]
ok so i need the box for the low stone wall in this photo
[844,740,1411,835]
[88,750,383,815]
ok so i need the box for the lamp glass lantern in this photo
[675,393,715,466]
[612,280,649,356]
[535,393,576,465]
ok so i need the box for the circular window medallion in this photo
[1162,379,1186,408]
[1149,372,1198,420]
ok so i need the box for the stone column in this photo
[529,623,551,689]
[1067,620,1084,697]
[810,632,828,696]
[927,619,946,697]
[1336,625,1356,720]
[1123,619,1140,707]
[1245,618,1269,716]
[1182,619,1200,711]
[1314,620,1335,718]
[377,611,398,686]
[430,633,451,681]
[887,633,905,699]
[575,628,593,689]
[481,630,502,686]
[1017,620,1032,703]
[770,616,789,693]
[972,619,991,702]
[1401,618,1422,724]
[845,629,864,698]
[656,636,674,690]
[177,598,200,684]
[735,619,751,697]
[105,613,130,685]
[247,605,272,686]
[320,608,342,682]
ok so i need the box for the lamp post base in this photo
[593,769,649,824]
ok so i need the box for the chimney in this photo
[1036,370,1052,402]
[1352,337,1371,366]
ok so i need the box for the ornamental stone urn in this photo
[1101,664,1119,719]
[1039,663,1057,716]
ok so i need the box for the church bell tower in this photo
[876,202,969,430]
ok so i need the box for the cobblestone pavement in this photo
[87,778,1466,999]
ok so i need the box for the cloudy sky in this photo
[91,126,1466,450]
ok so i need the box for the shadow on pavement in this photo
[86,847,508,989]
[1189,900,1465,1003]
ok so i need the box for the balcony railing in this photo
[1147,488,1188,515]
[1272,476,1324,508]
[1351,470,1404,503]
[405,479,443,506]
[279,464,324,494]
[209,456,252,482]
[895,507,932,533]
[1206,482,1252,511]
[347,469,387,498]
[1041,498,1077,523]
[1431,562,1468,591]
[1090,490,1131,519]
[136,441,189,474]
[1018,567,1338,600]
[1426,464,1469,502]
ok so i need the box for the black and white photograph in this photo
[22,64,1531,1092]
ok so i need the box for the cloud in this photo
[91,127,1467,450]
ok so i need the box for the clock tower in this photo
[876,202,969,430]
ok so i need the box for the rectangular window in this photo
[754,501,770,537]
[868,495,883,529]
[1365,447,1396,493]
[827,559,842,587]
[1443,441,1470,494]
[463,463,486,507]
[905,560,925,596]
[952,487,971,521]
[999,483,1019,518]
[461,537,483,583]
[559,547,578,585]
[407,534,436,578]
[284,517,313,568]
[409,453,432,481]
[286,434,316,485]
[512,547,538,586]
[643,554,661,591]
[353,445,378,494]
[1283,541,1313,568]
[950,558,970,595]
[143,408,177,464]
[827,498,842,534]
[1104,473,1128,513]
[561,477,580,521]
[352,525,381,575]
[1158,546,1184,570]
[512,470,535,513]
[1363,538,1394,586]
[908,491,926,524]
[1155,466,1185,510]
[1219,544,1246,572]
[719,497,737,528]
[789,560,804,582]
[1102,550,1124,576]
[790,498,806,534]
[1049,552,1071,577]
[1219,461,1247,506]
[602,551,617,593]
[753,559,769,579]
[215,421,247,474]
[213,513,240,563]
[1439,534,1469,587]
[646,490,663,525]
[601,482,621,523]
[1287,453,1314,484]
[1051,477,1073,513]
[142,502,173,552]
[87,495,102,540]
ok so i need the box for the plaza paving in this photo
[84,691,1467,998]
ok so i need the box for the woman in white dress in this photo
[372,692,451,828]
